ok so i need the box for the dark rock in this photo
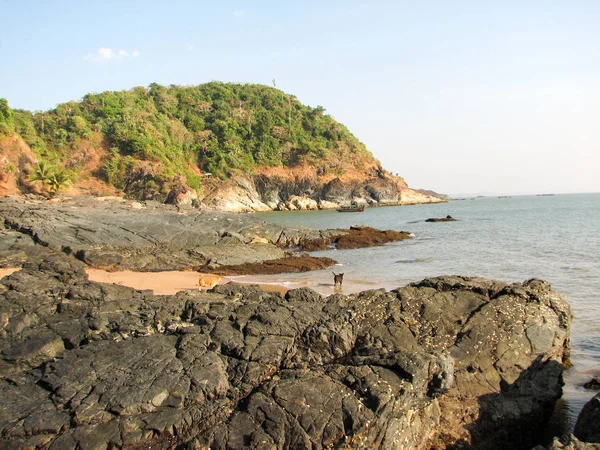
[0,254,571,449]
[584,378,600,390]
[0,228,43,267]
[75,250,123,269]
[0,196,406,273]
[210,253,338,275]
[426,215,457,222]
[575,393,600,443]
[335,226,411,249]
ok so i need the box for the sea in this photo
[243,192,600,432]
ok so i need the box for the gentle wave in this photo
[395,257,434,264]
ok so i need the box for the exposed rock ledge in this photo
[0,253,571,449]
[0,196,409,272]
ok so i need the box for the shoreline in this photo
[1,267,379,297]
[87,268,291,296]
[2,267,290,296]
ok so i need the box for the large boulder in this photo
[0,253,571,449]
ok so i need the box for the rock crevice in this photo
[0,254,571,449]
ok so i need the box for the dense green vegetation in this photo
[0,82,374,198]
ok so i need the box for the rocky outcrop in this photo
[200,174,444,212]
[426,215,457,222]
[584,378,600,390]
[0,253,571,449]
[0,196,414,273]
[0,196,343,272]
[574,393,600,444]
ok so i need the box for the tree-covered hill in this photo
[0,82,380,199]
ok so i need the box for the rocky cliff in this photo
[199,171,442,212]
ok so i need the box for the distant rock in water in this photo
[584,377,600,390]
[0,253,572,449]
[426,215,457,222]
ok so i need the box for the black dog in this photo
[332,272,344,288]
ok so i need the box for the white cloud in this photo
[98,48,113,60]
[84,47,141,62]
[232,9,246,18]
[186,44,195,52]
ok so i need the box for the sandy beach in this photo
[1,266,372,296]
[85,268,290,295]
[0,268,19,279]
[1,266,292,296]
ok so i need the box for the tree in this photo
[29,162,72,196]
[0,98,14,134]
[7,81,377,198]
[47,171,72,193]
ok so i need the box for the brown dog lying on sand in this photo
[332,272,344,288]
[198,274,222,290]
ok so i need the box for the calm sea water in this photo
[248,193,600,429]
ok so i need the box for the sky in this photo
[1,1,599,196]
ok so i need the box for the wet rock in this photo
[574,393,600,443]
[426,215,457,222]
[0,254,571,449]
[584,378,600,390]
[335,226,411,249]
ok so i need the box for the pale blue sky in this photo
[1,1,599,195]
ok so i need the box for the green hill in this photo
[0,82,379,198]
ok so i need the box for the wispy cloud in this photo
[186,44,195,52]
[232,9,246,18]
[84,47,141,62]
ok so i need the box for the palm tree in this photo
[29,162,53,185]
[29,162,72,195]
[46,171,72,194]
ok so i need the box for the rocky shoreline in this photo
[0,195,596,449]
[0,253,572,449]
[0,196,409,274]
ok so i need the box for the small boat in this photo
[337,202,364,212]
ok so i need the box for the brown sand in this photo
[86,269,289,296]
[0,268,19,279]
[3,267,375,297]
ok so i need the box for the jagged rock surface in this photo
[0,253,571,449]
[0,196,342,271]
